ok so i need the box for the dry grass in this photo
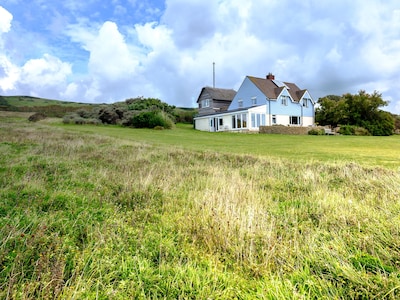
[1,115,400,299]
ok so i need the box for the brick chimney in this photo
[266,73,275,80]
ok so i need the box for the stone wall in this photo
[259,125,312,135]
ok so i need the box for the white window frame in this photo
[281,95,289,106]
[201,99,210,108]
[232,113,248,129]
[251,96,257,106]
[290,116,300,125]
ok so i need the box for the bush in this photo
[131,111,174,129]
[62,113,101,125]
[28,112,47,122]
[354,127,371,136]
[308,128,325,135]
[339,125,371,136]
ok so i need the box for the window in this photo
[303,98,310,107]
[251,97,257,106]
[272,115,277,124]
[281,95,289,106]
[290,116,300,125]
[232,113,248,129]
[237,114,242,128]
[251,113,266,128]
[238,99,243,108]
[219,118,223,126]
[202,99,210,108]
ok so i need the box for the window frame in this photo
[290,116,300,125]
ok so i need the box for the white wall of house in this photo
[194,117,210,131]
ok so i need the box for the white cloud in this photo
[0,55,20,91]
[0,6,12,34]
[20,54,71,87]
[87,21,139,80]
[1,1,400,113]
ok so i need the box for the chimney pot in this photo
[266,73,275,80]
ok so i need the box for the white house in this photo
[194,73,315,132]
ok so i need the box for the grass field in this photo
[1,112,400,299]
[60,122,400,170]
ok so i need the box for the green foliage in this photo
[316,91,394,135]
[315,95,345,127]
[174,108,197,124]
[339,125,371,136]
[61,97,177,129]
[98,106,125,124]
[131,111,174,129]
[126,97,176,115]
[0,95,9,107]
[308,128,325,135]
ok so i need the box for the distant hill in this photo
[0,95,102,117]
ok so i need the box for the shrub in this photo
[62,113,101,125]
[131,111,174,129]
[339,125,355,135]
[353,127,371,136]
[28,112,47,122]
[308,128,325,135]
[98,107,126,124]
[339,125,371,136]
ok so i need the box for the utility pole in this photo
[213,62,215,88]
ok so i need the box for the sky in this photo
[0,0,400,113]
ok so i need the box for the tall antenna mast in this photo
[213,62,215,88]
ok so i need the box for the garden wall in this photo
[259,125,312,135]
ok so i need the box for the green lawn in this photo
[59,123,400,169]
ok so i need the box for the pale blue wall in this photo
[230,77,314,118]
[228,77,266,110]
[299,90,315,117]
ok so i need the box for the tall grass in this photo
[1,115,400,298]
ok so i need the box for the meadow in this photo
[1,112,400,299]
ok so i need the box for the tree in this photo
[316,91,394,135]
[315,95,345,127]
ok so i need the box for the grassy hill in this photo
[0,95,197,122]
[0,95,102,117]
[1,113,400,298]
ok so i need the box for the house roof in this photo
[247,76,307,102]
[196,87,237,103]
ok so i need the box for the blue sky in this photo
[1,0,400,113]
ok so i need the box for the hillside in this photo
[0,95,102,117]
